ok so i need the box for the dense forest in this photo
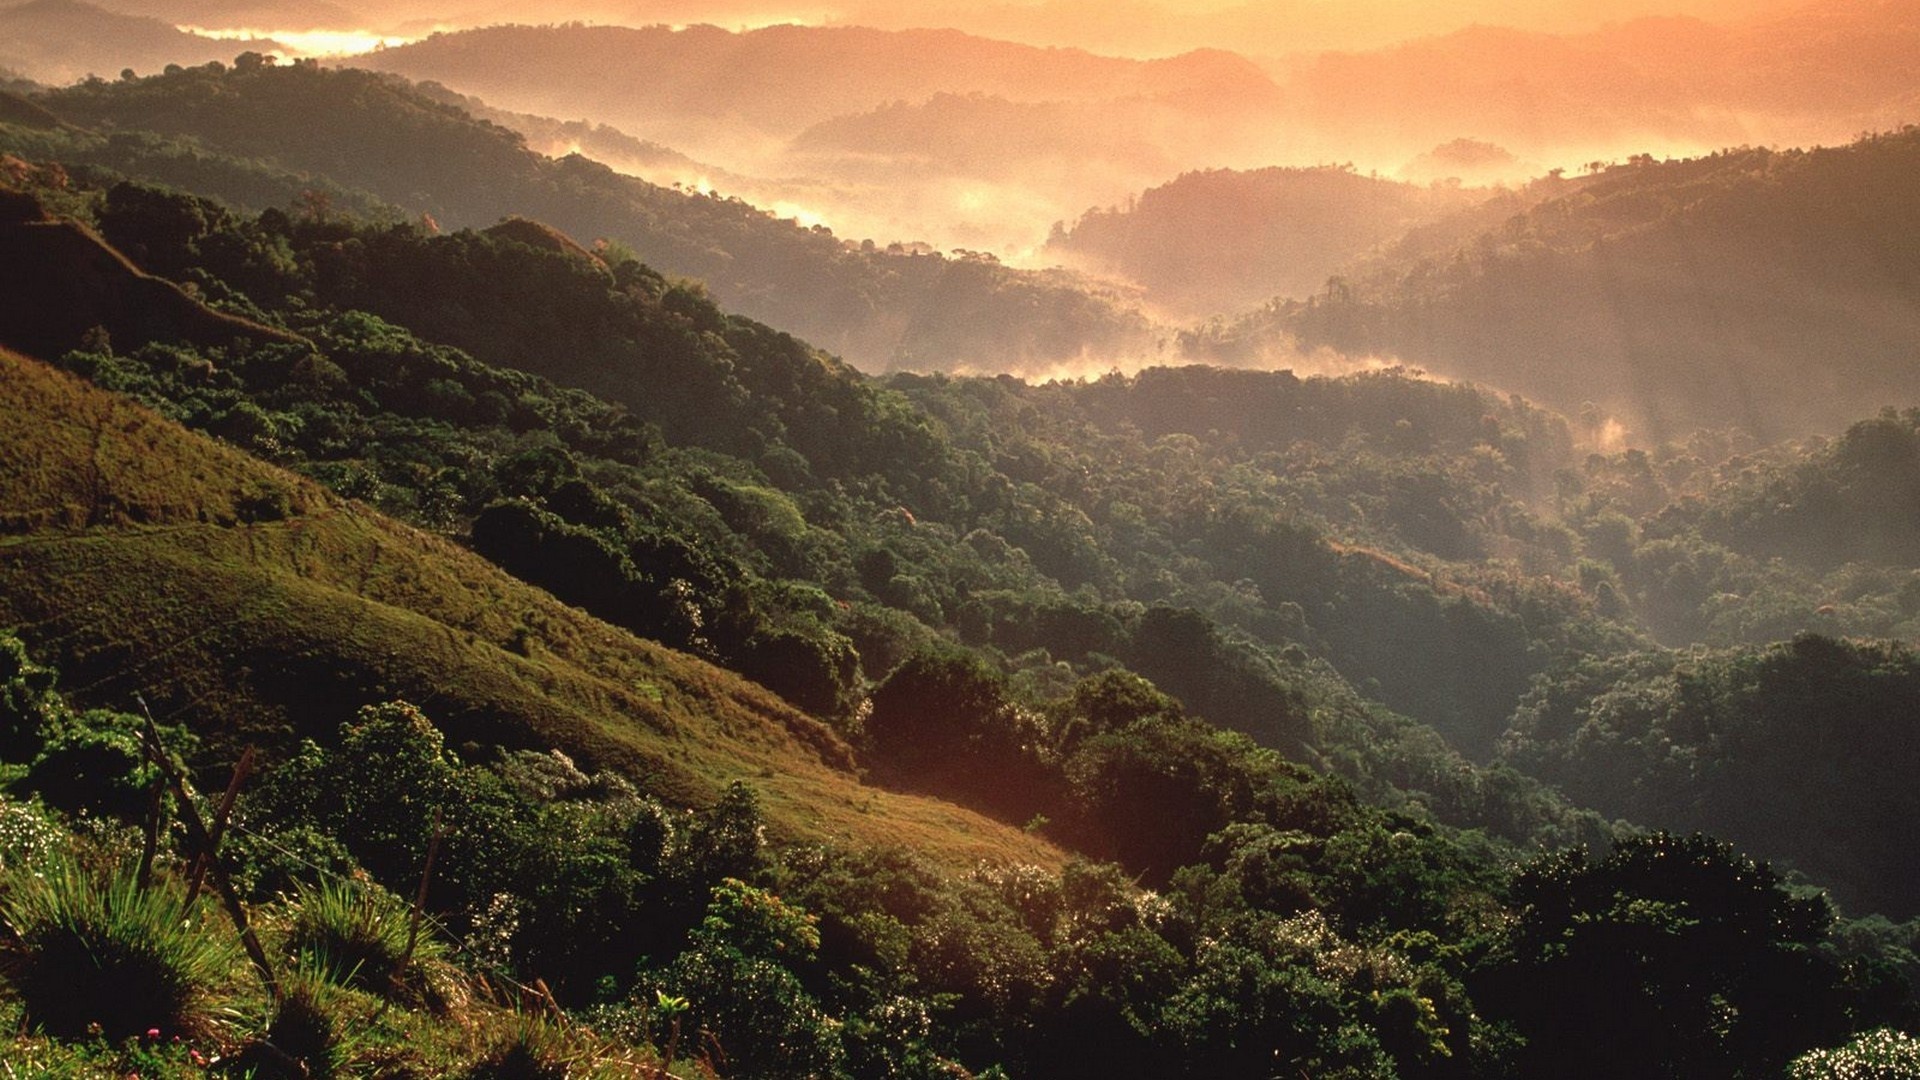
[4,49,1920,1080]
[1192,130,1920,442]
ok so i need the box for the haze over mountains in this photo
[10,0,1911,271]
[77,0,1808,54]
[4,0,1916,439]
[342,2,1920,262]
[0,0,276,83]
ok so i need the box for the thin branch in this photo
[185,745,255,905]
[393,807,445,994]
[138,695,278,1003]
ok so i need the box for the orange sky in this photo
[472,0,1810,54]
[287,0,1812,54]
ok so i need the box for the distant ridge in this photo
[1199,129,1920,442]
[0,0,277,84]
[362,21,1283,138]
[29,61,1157,372]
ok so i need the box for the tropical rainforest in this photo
[1,7,1919,1078]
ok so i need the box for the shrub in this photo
[0,795,68,873]
[0,855,242,1040]
[229,965,364,1079]
[464,1014,575,1080]
[20,708,159,821]
[1789,1028,1920,1080]
[285,878,443,997]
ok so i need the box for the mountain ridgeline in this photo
[19,59,1920,450]
[22,58,1158,373]
[0,0,276,85]
[4,146,1919,1080]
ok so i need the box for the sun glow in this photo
[769,200,829,229]
[180,26,422,59]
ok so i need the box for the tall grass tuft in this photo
[229,962,366,1079]
[0,854,241,1040]
[285,878,445,997]
[464,1014,577,1080]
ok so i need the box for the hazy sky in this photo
[823,0,1810,55]
[154,0,1813,52]
[514,0,1812,54]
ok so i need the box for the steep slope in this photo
[25,61,1156,373]
[0,154,1629,850]
[1200,131,1920,443]
[0,189,303,358]
[0,343,1064,869]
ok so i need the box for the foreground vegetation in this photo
[2,629,1912,1078]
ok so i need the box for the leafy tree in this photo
[865,649,1055,820]
[653,877,845,1080]
[1479,832,1850,1079]
[20,709,166,821]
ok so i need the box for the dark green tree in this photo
[1480,832,1850,1080]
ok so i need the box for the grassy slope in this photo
[0,345,1063,869]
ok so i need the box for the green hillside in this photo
[0,192,301,360]
[0,165,1635,829]
[6,336,1907,1077]
[18,146,1920,924]
[0,342,1063,869]
[1503,634,1920,917]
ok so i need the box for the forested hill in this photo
[0,147,1637,846]
[4,343,1901,1073]
[1046,165,1481,319]
[1189,129,1920,444]
[1503,634,1920,918]
[20,58,1158,373]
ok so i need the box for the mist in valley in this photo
[4,0,1916,446]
